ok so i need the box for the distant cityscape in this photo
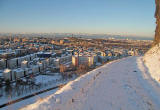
[0,33,152,108]
[0,33,153,40]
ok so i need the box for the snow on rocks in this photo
[144,43,160,83]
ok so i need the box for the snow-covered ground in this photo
[144,44,160,83]
[1,88,58,110]
[34,74,61,85]
[0,74,62,106]
[20,55,160,110]
[1,74,77,110]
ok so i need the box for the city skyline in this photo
[0,0,156,38]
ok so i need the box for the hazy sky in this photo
[0,0,156,37]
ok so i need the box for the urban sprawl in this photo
[0,34,152,101]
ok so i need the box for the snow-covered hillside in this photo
[20,54,160,110]
[144,44,160,83]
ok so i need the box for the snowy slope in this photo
[20,56,160,110]
[144,43,160,83]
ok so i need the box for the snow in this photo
[144,43,160,83]
[21,56,160,110]
[0,75,61,107]
[34,74,61,84]
[1,89,58,110]
[4,69,11,73]
[0,73,75,108]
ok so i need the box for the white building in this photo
[32,65,40,74]
[21,60,28,69]
[7,58,18,69]
[0,59,7,69]
[3,68,25,81]
[3,69,12,81]
[72,54,98,67]
[12,68,24,79]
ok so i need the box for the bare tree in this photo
[60,64,67,73]
[76,64,89,75]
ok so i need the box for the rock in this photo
[154,0,160,45]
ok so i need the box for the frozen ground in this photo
[21,56,160,110]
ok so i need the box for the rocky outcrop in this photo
[154,0,160,45]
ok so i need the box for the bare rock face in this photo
[154,0,160,45]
